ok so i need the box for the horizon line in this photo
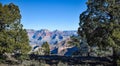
[26,28,78,31]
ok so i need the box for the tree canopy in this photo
[78,0,120,49]
[0,3,31,54]
[41,42,50,55]
[68,35,80,47]
[78,0,120,65]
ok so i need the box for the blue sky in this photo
[0,0,87,31]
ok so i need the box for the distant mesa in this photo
[27,29,77,45]
[27,29,78,55]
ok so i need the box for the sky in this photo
[0,0,87,31]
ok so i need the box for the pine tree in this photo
[78,0,120,65]
[41,42,50,55]
[0,3,31,54]
[68,35,80,47]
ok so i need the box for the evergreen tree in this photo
[78,0,120,65]
[68,35,80,47]
[41,42,50,55]
[0,3,31,54]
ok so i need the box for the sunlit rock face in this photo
[27,29,77,45]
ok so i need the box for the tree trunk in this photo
[113,47,117,66]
